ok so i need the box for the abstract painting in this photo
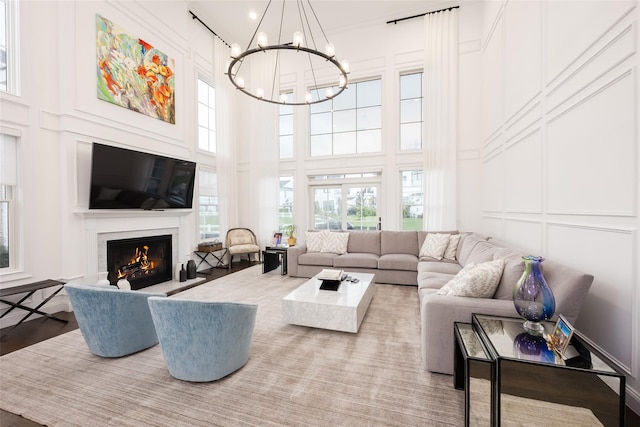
[96,14,175,124]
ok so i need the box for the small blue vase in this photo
[513,256,555,333]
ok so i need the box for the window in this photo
[198,170,219,240]
[197,78,216,153]
[0,133,17,270]
[279,92,293,159]
[310,78,381,156]
[278,176,293,232]
[0,0,18,94]
[401,170,423,231]
[400,72,423,150]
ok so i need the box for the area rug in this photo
[0,266,464,426]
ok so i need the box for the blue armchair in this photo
[65,283,166,358]
[147,297,258,382]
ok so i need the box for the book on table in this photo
[317,269,344,291]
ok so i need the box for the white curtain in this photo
[423,9,458,231]
[247,52,280,248]
[213,37,236,235]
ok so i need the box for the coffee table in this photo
[282,272,375,333]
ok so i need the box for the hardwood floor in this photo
[2,259,639,426]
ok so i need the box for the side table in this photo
[263,245,288,275]
[456,314,626,427]
[193,248,230,271]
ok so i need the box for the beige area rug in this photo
[0,266,464,426]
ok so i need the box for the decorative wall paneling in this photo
[479,0,639,411]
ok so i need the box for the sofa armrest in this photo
[421,293,518,374]
[287,244,307,277]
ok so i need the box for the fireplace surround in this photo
[106,234,172,290]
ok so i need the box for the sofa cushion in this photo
[443,234,462,260]
[419,233,450,260]
[378,254,419,272]
[333,253,379,269]
[381,231,418,255]
[323,232,349,254]
[464,239,502,265]
[492,248,525,300]
[437,259,505,298]
[418,261,462,276]
[298,252,339,266]
[347,231,381,255]
[417,271,455,291]
[457,233,487,266]
[305,231,326,252]
[418,231,458,250]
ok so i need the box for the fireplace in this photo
[106,234,172,290]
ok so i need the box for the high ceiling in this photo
[187,1,458,47]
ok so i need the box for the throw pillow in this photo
[437,258,505,298]
[443,234,461,260]
[323,232,349,254]
[306,231,325,253]
[419,233,451,260]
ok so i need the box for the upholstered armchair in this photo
[226,227,261,266]
[147,297,258,382]
[65,283,166,357]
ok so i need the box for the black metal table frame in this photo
[193,249,230,270]
[0,279,68,334]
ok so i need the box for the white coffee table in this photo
[282,272,375,333]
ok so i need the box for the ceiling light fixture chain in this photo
[226,0,349,106]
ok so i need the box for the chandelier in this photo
[226,0,349,105]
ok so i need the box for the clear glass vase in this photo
[513,256,555,333]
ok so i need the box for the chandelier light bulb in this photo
[293,31,304,48]
[256,88,264,99]
[280,93,288,103]
[325,87,334,98]
[339,75,347,88]
[236,76,245,89]
[257,32,268,48]
[340,60,350,73]
[305,92,312,103]
[230,43,242,58]
[325,43,335,58]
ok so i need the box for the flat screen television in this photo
[89,143,196,210]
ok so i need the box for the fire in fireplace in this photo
[106,235,172,290]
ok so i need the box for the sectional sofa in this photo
[287,230,594,375]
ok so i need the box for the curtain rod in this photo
[189,10,231,48]
[386,5,459,25]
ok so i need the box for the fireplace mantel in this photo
[74,209,193,219]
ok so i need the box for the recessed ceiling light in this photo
[249,10,257,20]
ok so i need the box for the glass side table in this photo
[454,322,494,426]
[262,245,288,275]
[472,314,626,427]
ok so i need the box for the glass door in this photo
[311,184,379,230]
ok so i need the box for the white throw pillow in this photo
[437,259,505,298]
[419,233,451,260]
[443,234,461,260]
[322,232,349,254]
[306,231,325,253]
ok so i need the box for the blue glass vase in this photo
[513,256,555,333]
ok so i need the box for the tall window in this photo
[197,78,216,153]
[279,92,293,159]
[401,170,423,231]
[0,0,18,94]
[278,176,293,232]
[198,170,219,240]
[400,72,423,150]
[310,78,381,157]
[0,133,17,270]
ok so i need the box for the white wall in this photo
[477,0,640,412]
[0,0,219,326]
